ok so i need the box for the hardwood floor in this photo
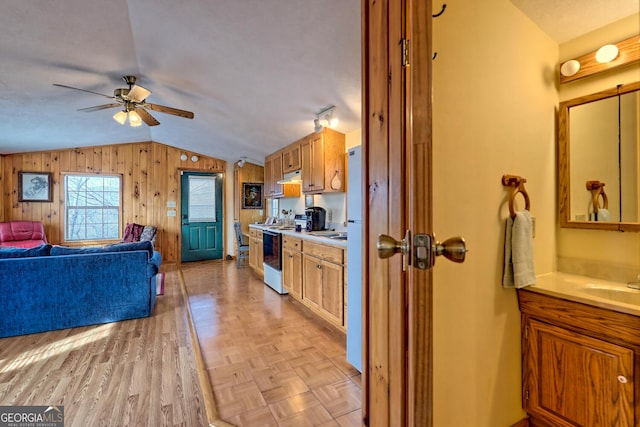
[0,266,208,427]
[0,260,361,427]
[181,260,362,427]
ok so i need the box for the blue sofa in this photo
[0,241,162,338]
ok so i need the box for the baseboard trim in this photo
[510,418,529,427]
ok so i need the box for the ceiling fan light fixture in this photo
[113,110,127,125]
[128,110,143,127]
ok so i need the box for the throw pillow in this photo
[0,244,52,259]
[122,223,145,242]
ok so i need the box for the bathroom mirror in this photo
[559,81,640,231]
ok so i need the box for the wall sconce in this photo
[237,156,247,168]
[560,35,640,84]
[313,105,338,133]
[191,155,199,162]
[180,154,188,161]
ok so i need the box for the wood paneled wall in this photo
[0,141,225,263]
[234,162,265,234]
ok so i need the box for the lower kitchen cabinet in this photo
[248,228,263,276]
[518,289,638,427]
[282,236,303,298]
[302,241,345,329]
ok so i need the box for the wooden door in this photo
[363,0,433,425]
[302,254,322,308]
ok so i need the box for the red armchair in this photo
[0,221,48,248]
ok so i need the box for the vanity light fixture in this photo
[595,44,619,63]
[560,59,581,77]
[560,35,640,84]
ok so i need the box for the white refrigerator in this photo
[346,145,362,372]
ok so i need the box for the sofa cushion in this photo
[0,244,52,258]
[51,240,154,258]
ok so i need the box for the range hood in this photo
[277,170,302,184]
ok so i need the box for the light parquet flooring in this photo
[181,260,362,427]
[0,266,208,427]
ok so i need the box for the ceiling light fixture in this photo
[313,105,337,133]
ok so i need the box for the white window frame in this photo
[63,173,123,242]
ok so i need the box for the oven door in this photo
[263,230,282,270]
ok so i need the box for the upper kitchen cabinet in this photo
[282,141,302,174]
[264,152,300,199]
[301,128,345,194]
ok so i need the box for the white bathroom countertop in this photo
[521,272,640,317]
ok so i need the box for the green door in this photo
[180,171,223,262]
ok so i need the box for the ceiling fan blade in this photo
[53,83,115,99]
[143,103,194,119]
[128,85,151,103]
[77,103,122,112]
[136,107,160,126]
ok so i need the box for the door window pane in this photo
[188,175,217,222]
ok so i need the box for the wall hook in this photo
[433,4,447,18]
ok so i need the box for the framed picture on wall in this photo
[18,171,53,202]
[242,182,264,209]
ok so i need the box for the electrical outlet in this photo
[328,209,333,221]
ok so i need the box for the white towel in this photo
[503,210,536,288]
[597,209,611,222]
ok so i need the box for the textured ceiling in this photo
[511,0,639,43]
[0,0,361,164]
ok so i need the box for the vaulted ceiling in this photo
[0,0,361,164]
[1,1,637,164]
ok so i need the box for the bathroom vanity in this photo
[518,274,640,426]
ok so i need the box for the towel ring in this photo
[502,174,531,219]
[586,180,608,213]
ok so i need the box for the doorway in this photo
[180,171,224,262]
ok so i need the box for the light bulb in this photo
[595,44,619,63]
[560,60,580,77]
[113,111,127,125]
[128,110,142,127]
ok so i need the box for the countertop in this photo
[249,224,348,248]
[521,272,640,317]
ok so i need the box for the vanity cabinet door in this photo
[523,318,634,427]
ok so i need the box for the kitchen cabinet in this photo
[248,228,263,276]
[264,152,300,199]
[301,128,345,194]
[282,142,302,174]
[302,241,345,329]
[282,235,303,298]
[518,289,638,426]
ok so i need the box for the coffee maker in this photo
[305,207,326,231]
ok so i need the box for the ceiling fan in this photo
[53,75,194,127]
